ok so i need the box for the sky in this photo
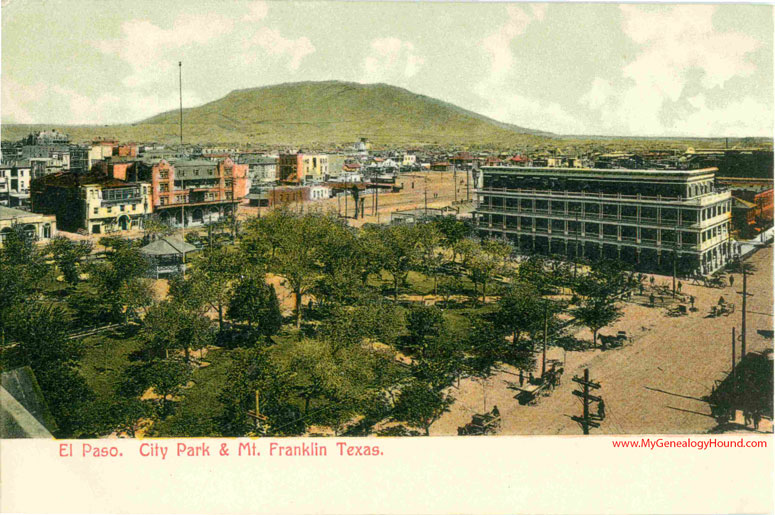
[1,1,773,137]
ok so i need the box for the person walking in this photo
[690,295,695,309]
[519,369,524,387]
[677,281,682,293]
[597,399,606,420]
[753,410,761,430]
[729,274,735,287]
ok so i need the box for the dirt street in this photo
[433,247,774,435]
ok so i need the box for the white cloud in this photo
[241,28,315,71]
[581,5,767,136]
[579,78,612,111]
[243,1,268,22]
[475,4,583,134]
[363,38,425,82]
[1,79,47,123]
[669,94,772,137]
[95,14,234,87]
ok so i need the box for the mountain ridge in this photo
[1,81,553,146]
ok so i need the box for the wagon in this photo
[457,408,502,435]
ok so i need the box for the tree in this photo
[362,224,422,300]
[465,316,506,411]
[218,347,302,436]
[144,358,192,416]
[4,302,96,437]
[496,281,544,346]
[572,260,630,349]
[227,273,282,337]
[141,301,214,362]
[109,397,150,438]
[433,216,472,264]
[188,245,246,331]
[392,379,454,436]
[89,237,151,324]
[45,236,93,286]
[573,298,623,349]
[142,215,173,243]
[462,238,510,303]
[0,225,50,346]
[404,305,445,354]
[246,209,338,328]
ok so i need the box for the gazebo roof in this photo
[140,236,197,256]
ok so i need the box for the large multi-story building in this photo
[0,162,32,208]
[31,172,152,234]
[146,158,248,227]
[278,153,329,183]
[474,166,732,276]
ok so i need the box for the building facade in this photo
[148,158,248,227]
[474,166,732,276]
[0,162,32,208]
[278,153,329,183]
[0,206,56,247]
[31,172,152,234]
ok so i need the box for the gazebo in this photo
[139,236,197,279]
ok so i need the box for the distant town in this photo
[1,126,773,439]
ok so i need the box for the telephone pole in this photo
[541,301,548,379]
[731,327,737,390]
[453,166,458,203]
[571,368,602,435]
[741,267,747,358]
[178,61,183,146]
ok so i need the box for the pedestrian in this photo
[744,409,752,427]
[649,293,655,306]
[753,410,761,430]
[650,276,655,286]
[529,372,534,384]
[690,295,695,308]
[677,281,682,293]
[729,275,735,287]
[519,369,524,387]
[597,399,606,419]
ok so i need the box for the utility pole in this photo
[466,168,470,202]
[541,301,548,379]
[672,225,679,297]
[178,61,183,146]
[731,327,736,390]
[246,389,268,434]
[741,267,747,358]
[453,166,458,203]
[424,178,428,214]
[571,368,601,435]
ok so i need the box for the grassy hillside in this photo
[1,81,555,146]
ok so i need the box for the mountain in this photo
[1,81,552,146]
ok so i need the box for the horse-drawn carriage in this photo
[457,407,502,435]
[599,331,628,349]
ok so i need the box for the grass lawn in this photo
[79,328,143,400]
[152,347,234,436]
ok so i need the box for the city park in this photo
[0,206,771,438]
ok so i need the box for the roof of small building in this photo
[1,366,57,438]
[140,236,197,256]
[0,205,42,221]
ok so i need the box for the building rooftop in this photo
[481,165,719,180]
[140,236,197,256]
[0,205,42,220]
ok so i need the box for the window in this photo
[107,206,112,213]
[93,207,98,215]
[120,205,125,212]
